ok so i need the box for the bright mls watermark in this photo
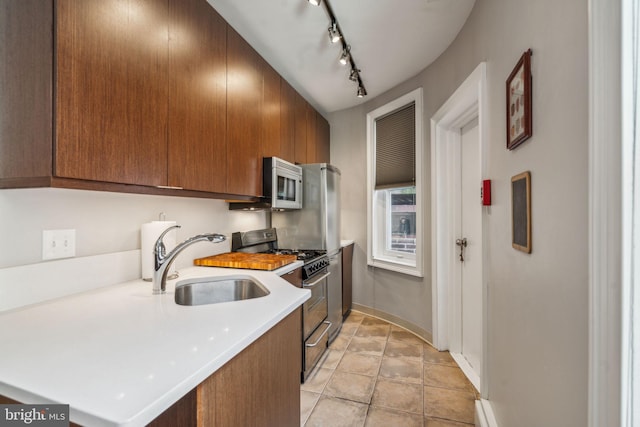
[0,404,69,426]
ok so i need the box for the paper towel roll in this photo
[141,221,177,281]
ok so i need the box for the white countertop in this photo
[0,263,308,427]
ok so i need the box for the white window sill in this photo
[368,257,423,277]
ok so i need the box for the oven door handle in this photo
[302,272,331,288]
[305,321,332,348]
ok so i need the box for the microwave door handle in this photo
[272,172,278,201]
[302,272,331,288]
[285,177,293,200]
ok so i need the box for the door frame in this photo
[588,0,622,425]
[431,62,488,396]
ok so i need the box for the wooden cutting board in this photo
[193,252,297,271]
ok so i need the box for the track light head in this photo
[312,3,366,99]
[328,22,341,43]
[339,46,350,66]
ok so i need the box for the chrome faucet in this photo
[153,225,226,294]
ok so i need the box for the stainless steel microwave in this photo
[263,157,303,210]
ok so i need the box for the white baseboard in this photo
[475,399,499,427]
[450,351,481,392]
[351,303,432,343]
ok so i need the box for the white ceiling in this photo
[206,0,475,114]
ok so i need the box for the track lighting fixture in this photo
[339,46,350,65]
[327,21,341,43]
[308,0,367,98]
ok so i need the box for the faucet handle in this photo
[152,229,226,294]
[154,224,181,260]
[206,233,226,243]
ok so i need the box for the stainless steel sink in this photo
[174,275,270,306]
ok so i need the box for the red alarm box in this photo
[481,179,492,206]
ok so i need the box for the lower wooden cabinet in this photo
[153,308,302,427]
[0,309,302,427]
[202,309,301,426]
[281,267,303,287]
[342,243,354,319]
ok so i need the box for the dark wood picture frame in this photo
[506,49,532,150]
[511,171,531,253]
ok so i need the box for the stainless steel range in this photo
[272,163,343,343]
[231,228,331,382]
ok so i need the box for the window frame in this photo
[366,88,423,277]
[375,186,417,261]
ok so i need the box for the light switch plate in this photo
[43,229,76,260]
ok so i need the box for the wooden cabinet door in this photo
[262,63,281,160]
[167,0,227,193]
[281,267,302,287]
[316,112,330,164]
[279,80,296,164]
[226,27,263,196]
[294,92,307,164]
[342,243,354,318]
[0,0,52,182]
[305,102,317,163]
[197,309,301,427]
[55,0,169,187]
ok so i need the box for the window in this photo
[367,88,423,276]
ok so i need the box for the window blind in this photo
[375,102,415,189]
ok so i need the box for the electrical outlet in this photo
[42,229,76,260]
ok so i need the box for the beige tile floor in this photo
[301,311,479,427]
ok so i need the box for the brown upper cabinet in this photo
[262,63,282,161]
[55,0,171,187]
[226,27,264,197]
[0,0,53,184]
[305,102,317,163]
[294,92,308,165]
[293,93,330,165]
[167,0,227,193]
[306,104,331,164]
[315,112,330,164]
[0,0,328,198]
[279,80,297,164]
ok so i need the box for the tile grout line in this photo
[304,313,476,426]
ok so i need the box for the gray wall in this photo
[330,0,588,425]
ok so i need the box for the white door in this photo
[458,118,482,385]
[432,62,487,400]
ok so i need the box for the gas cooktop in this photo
[230,228,329,279]
[264,249,326,262]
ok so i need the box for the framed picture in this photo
[506,49,532,150]
[511,171,531,253]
